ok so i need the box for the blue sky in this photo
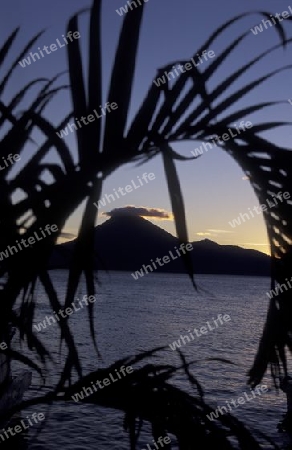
[2,0,292,253]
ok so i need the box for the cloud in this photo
[103,206,173,220]
[197,229,233,237]
[207,229,234,234]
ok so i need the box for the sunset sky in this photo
[3,0,292,254]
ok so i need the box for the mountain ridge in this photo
[49,215,270,276]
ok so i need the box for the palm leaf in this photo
[103,0,145,153]
[162,144,196,287]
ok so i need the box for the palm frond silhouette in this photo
[1,1,292,447]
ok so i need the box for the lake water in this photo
[11,272,290,449]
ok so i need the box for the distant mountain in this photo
[49,215,271,276]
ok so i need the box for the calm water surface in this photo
[12,272,290,449]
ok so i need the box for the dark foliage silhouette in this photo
[1,1,292,447]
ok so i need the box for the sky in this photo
[2,0,292,254]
